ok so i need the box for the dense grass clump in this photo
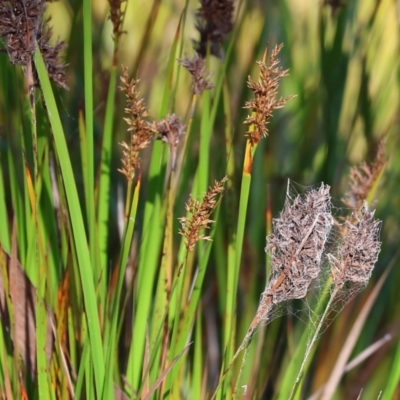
[0,0,399,399]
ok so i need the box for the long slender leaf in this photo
[34,49,105,397]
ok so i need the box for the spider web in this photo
[253,179,334,329]
[250,180,381,339]
[300,200,381,338]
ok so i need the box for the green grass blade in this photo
[34,49,105,397]
[97,66,118,273]
[219,142,255,396]
[276,279,332,400]
[36,294,51,398]
[126,14,184,390]
[173,202,222,357]
[0,166,10,252]
[103,177,140,400]
[192,310,203,400]
[6,146,27,265]
[382,324,400,400]
[197,88,211,194]
[83,0,97,278]
[75,319,90,400]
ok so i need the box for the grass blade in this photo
[34,49,105,397]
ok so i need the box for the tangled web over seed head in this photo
[328,203,382,292]
[263,183,333,306]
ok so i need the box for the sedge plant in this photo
[0,0,398,399]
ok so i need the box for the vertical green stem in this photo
[219,140,255,399]
[83,0,96,276]
[97,65,118,272]
[289,290,337,400]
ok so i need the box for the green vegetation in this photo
[0,0,399,399]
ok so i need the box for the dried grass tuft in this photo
[328,202,382,292]
[244,44,295,145]
[179,176,228,252]
[108,0,126,40]
[156,114,186,170]
[264,183,333,303]
[0,0,68,89]
[250,183,333,332]
[194,0,234,59]
[343,140,386,208]
[178,52,213,95]
[118,66,156,181]
[36,22,68,89]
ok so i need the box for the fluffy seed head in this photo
[264,182,333,305]
[328,202,381,290]
[245,182,333,339]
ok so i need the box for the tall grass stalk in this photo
[35,49,105,396]
[125,15,184,389]
[82,0,97,277]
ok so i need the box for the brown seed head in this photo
[194,0,234,59]
[244,44,295,145]
[156,114,186,148]
[36,21,68,89]
[0,0,68,89]
[179,176,228,251]
[0,0,43,65]
[178,52,213,95]
[118,66,156,181]
[108,0,126,40]
[343,140,386,208]
[156,114,185,170]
